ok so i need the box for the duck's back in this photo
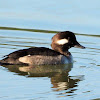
[0,47,72,65]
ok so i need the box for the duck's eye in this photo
[71,42,74,45]
[71,42,75,46]
[68,41,74,45]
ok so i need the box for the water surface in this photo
[0,0,100,100]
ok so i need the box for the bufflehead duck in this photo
[0,31,85,65]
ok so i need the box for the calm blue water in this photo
[0,0,100,100]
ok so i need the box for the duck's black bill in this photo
[74,42,85,49]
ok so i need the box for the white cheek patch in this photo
[27,55,31,56]
[56,39,68,45]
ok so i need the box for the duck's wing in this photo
[5,47,60,58]
[0,47,60,65]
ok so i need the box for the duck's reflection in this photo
[2,64,84,93]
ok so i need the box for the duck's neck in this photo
[51,43,71,56]
[59,50,71,56]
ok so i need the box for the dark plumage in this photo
[0,47,61,65]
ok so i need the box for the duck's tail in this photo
[0,60,9,65]
[0,57,12,65]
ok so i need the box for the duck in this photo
[0,31,85,65]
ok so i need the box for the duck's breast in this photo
[61,55,73,64]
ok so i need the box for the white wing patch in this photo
[56,39,68,45]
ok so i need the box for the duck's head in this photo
[51,31,85,55]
